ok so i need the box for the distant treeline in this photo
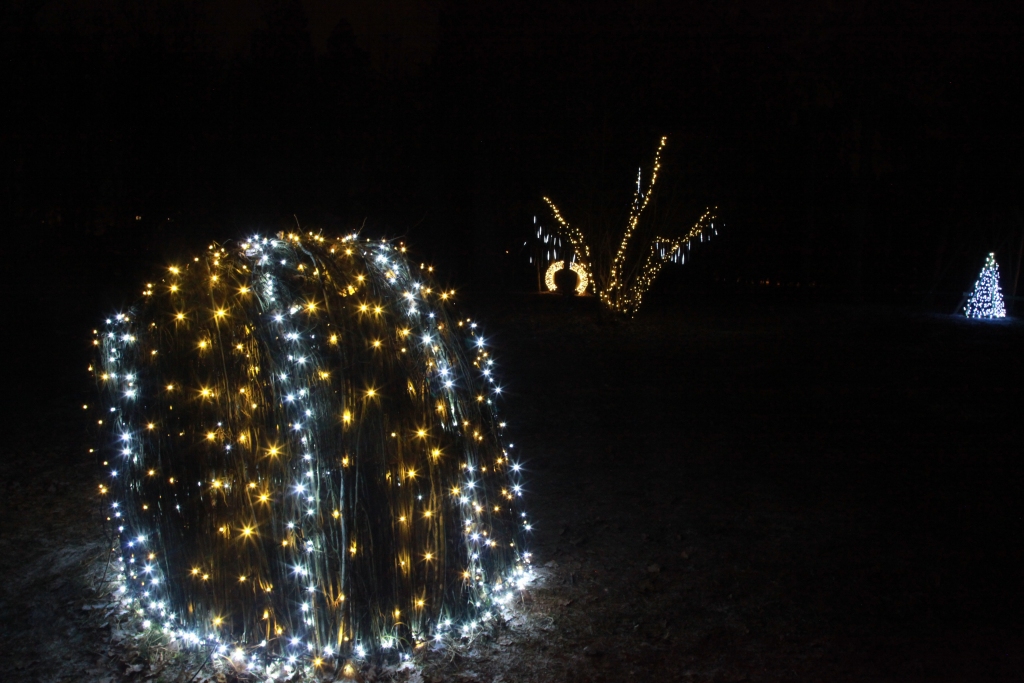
[3,0,1022,309]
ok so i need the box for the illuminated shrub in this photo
[93,233,530,671]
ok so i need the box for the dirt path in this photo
[2,295,1022,682]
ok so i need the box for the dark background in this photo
[3,0,1023,454]
[2,4,1023,680]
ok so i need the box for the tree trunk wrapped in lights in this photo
[92,233,530,674]
[963,252,1007,319]
[541,137,717,316]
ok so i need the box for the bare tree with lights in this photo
[541,137,718,316]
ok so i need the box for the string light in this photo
[541,137,718,316]
[91,231,533,673]
[963,252,1006,319]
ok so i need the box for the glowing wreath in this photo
[543,260,590,294]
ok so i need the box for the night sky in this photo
[2,2,1019,404]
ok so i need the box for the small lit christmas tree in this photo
[91,232,531,676]
[964,252,1007,319]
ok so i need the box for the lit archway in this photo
[544,260,590,295]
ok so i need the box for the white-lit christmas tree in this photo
[963,252,1006,319]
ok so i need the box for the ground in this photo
[2,291,1022,682]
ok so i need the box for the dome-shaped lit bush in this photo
[93,232,530,673]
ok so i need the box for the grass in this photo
[1,289,1021,682]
